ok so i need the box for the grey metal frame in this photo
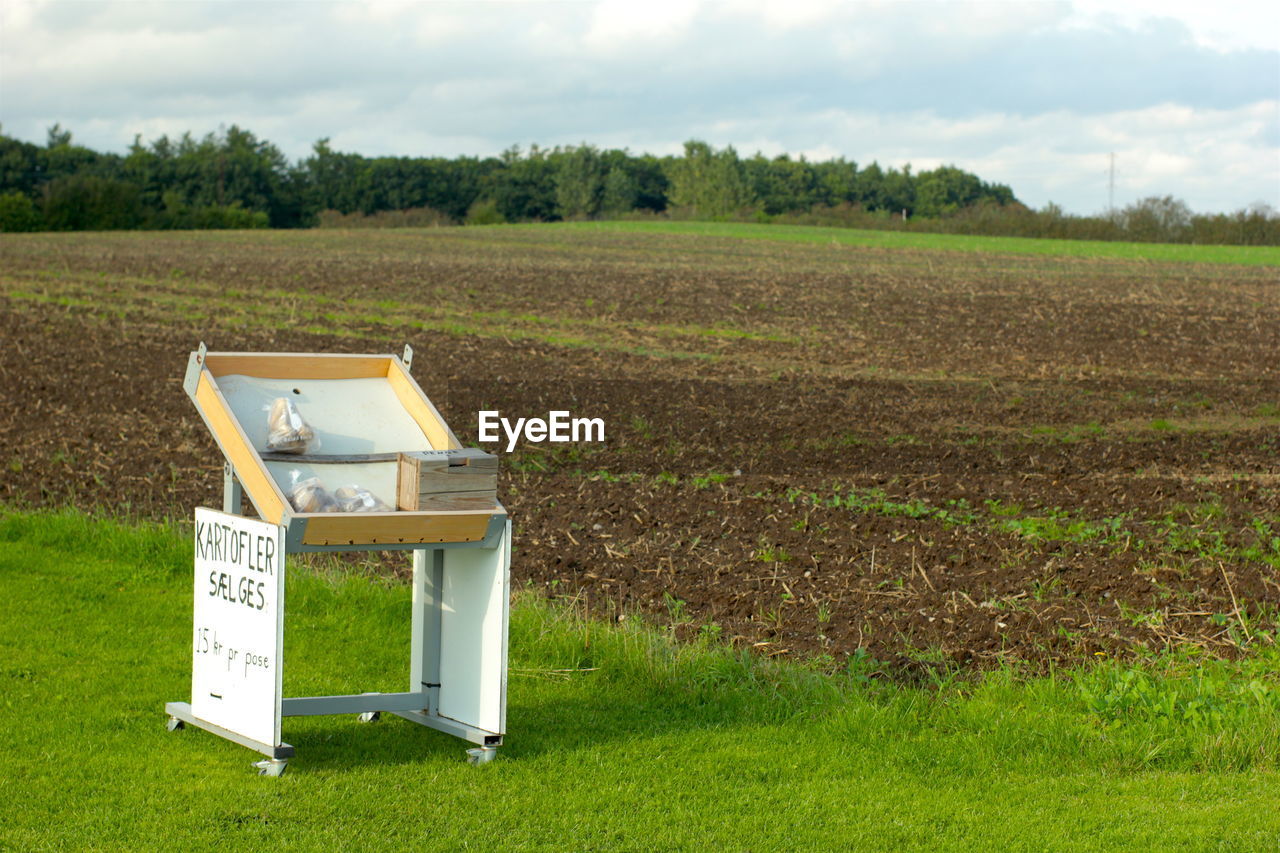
[165,701,295,760]
[169,459,506,772]
[227,462,505,742]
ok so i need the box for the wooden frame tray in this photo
[183,347,504,548]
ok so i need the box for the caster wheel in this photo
[358,711,381,723]
[253,758,288,777]
[465,746,498,766]
[166,716,185,732]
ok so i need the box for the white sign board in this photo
[191,508,284,747]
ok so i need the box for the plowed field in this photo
[2,226,1277,670]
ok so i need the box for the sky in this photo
[1,0,1277,215]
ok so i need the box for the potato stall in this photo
[165,344,510,776]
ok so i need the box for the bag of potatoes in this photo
[286,471,337,513]
[266,397,317,454]
[334,485,392,513]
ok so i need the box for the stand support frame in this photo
[166,463,510,774]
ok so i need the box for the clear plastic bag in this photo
[333,485,392,513]
[265,397,318,454]
[287,470,337,513]
[285,471,390,514]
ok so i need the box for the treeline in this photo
[0,125,1013,230]
[772,197,1280,247]
[0,125,1275,245]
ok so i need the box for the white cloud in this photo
[583,0,698,51]
[0,0,1276,214]
[1068,0,1280,52]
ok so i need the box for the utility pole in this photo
[1108,152,1115,214]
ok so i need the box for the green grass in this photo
[4,511,1280,850]
[545,220,1280,266]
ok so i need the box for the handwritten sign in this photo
[191,508,284,747]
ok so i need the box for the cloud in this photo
[1,0,1276,214]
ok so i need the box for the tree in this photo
[600,165,639,216]
[854,162,886,210]
[0,191,41,231]
[1118,195,1192,242]
[46,124,72,149]
[301,138,365,216]
[555,144,606,219]
[812,158,858,207]
[0,135,44,197]
[41,175,142,230]
[666,140,756,218]
[492,146,558,222]
[745,153,819,215]
[914,165,983,217]
[881,165,916,216]
[628,154,669,213]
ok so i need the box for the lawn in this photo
[2,511,1279,851]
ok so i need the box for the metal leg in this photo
[166,716,185,732]
[253,758,288,777]
[410,549,443,715]
[436,525,510,735]
[222,461,243,515]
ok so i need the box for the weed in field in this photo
[755,544,792,564]
[983,498,1023,517]
[760,603,787,635]
[663,591,689,625]
[1030,421,1105,443]
[817,602,832,628]
[697,621,722,644]
[630,415,653,439]
[996,508,1129,546]
[1031,577,1063,602]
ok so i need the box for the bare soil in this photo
[2,228,1278,670]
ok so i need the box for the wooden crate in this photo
[398,449,499,511]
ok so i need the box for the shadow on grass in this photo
[282,679,786,772]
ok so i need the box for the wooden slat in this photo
[398,456,415,511]
[195,371,288,524]
[415,468,498,494]
[385,358,459,450]
[413,494,501,512]
[204,353,392,380]
[299,512,493,546]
